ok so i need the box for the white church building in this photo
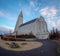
[13,11,49,39]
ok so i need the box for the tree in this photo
[49,28,60,40]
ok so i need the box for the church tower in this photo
[14,11,23,31]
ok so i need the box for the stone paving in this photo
[0,40,59,56]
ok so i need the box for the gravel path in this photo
[0,40,59,56]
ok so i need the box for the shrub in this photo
[57,45,60,55]
[15,34,36,38]
[9,42,20,48]
[1,34,36,41]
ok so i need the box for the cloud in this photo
[0,9,16,20]
[2,25,14,30]
[39,7,57,18]
[39,7,48,16]
[30,1,35,8]
[30,1,39,11]
[56,17,60,29]
[34,7,39,11]
[39,6,60,30]
[21,6,31,17]
[0,10,16,34]
[0,25,14,34]
[47,16,60,31]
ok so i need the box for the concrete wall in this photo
[14,18,49,39]
[17,22,36,35]
[34,19,49,39]
[36,34,49,39]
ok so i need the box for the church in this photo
[13,11,49,39]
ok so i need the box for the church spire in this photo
[14,11,23,31]
[19,11,23,17]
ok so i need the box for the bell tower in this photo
[14,11,23,31]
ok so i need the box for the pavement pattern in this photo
[0,40,59,56]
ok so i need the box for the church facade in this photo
[14,11,49,39]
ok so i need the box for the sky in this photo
[0,0,60,34]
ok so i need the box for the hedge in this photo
[9,34,36,38]
[1,34,36,41]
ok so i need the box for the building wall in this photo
[16,19,49,39]
[34,19,49,39]
[17,22,36,35]
[14,17,49,39]
[36,34,49,39]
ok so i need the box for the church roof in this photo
[19,18,38,27]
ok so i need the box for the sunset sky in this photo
[0,0,60,33]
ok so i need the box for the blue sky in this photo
[0,0,60,33]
